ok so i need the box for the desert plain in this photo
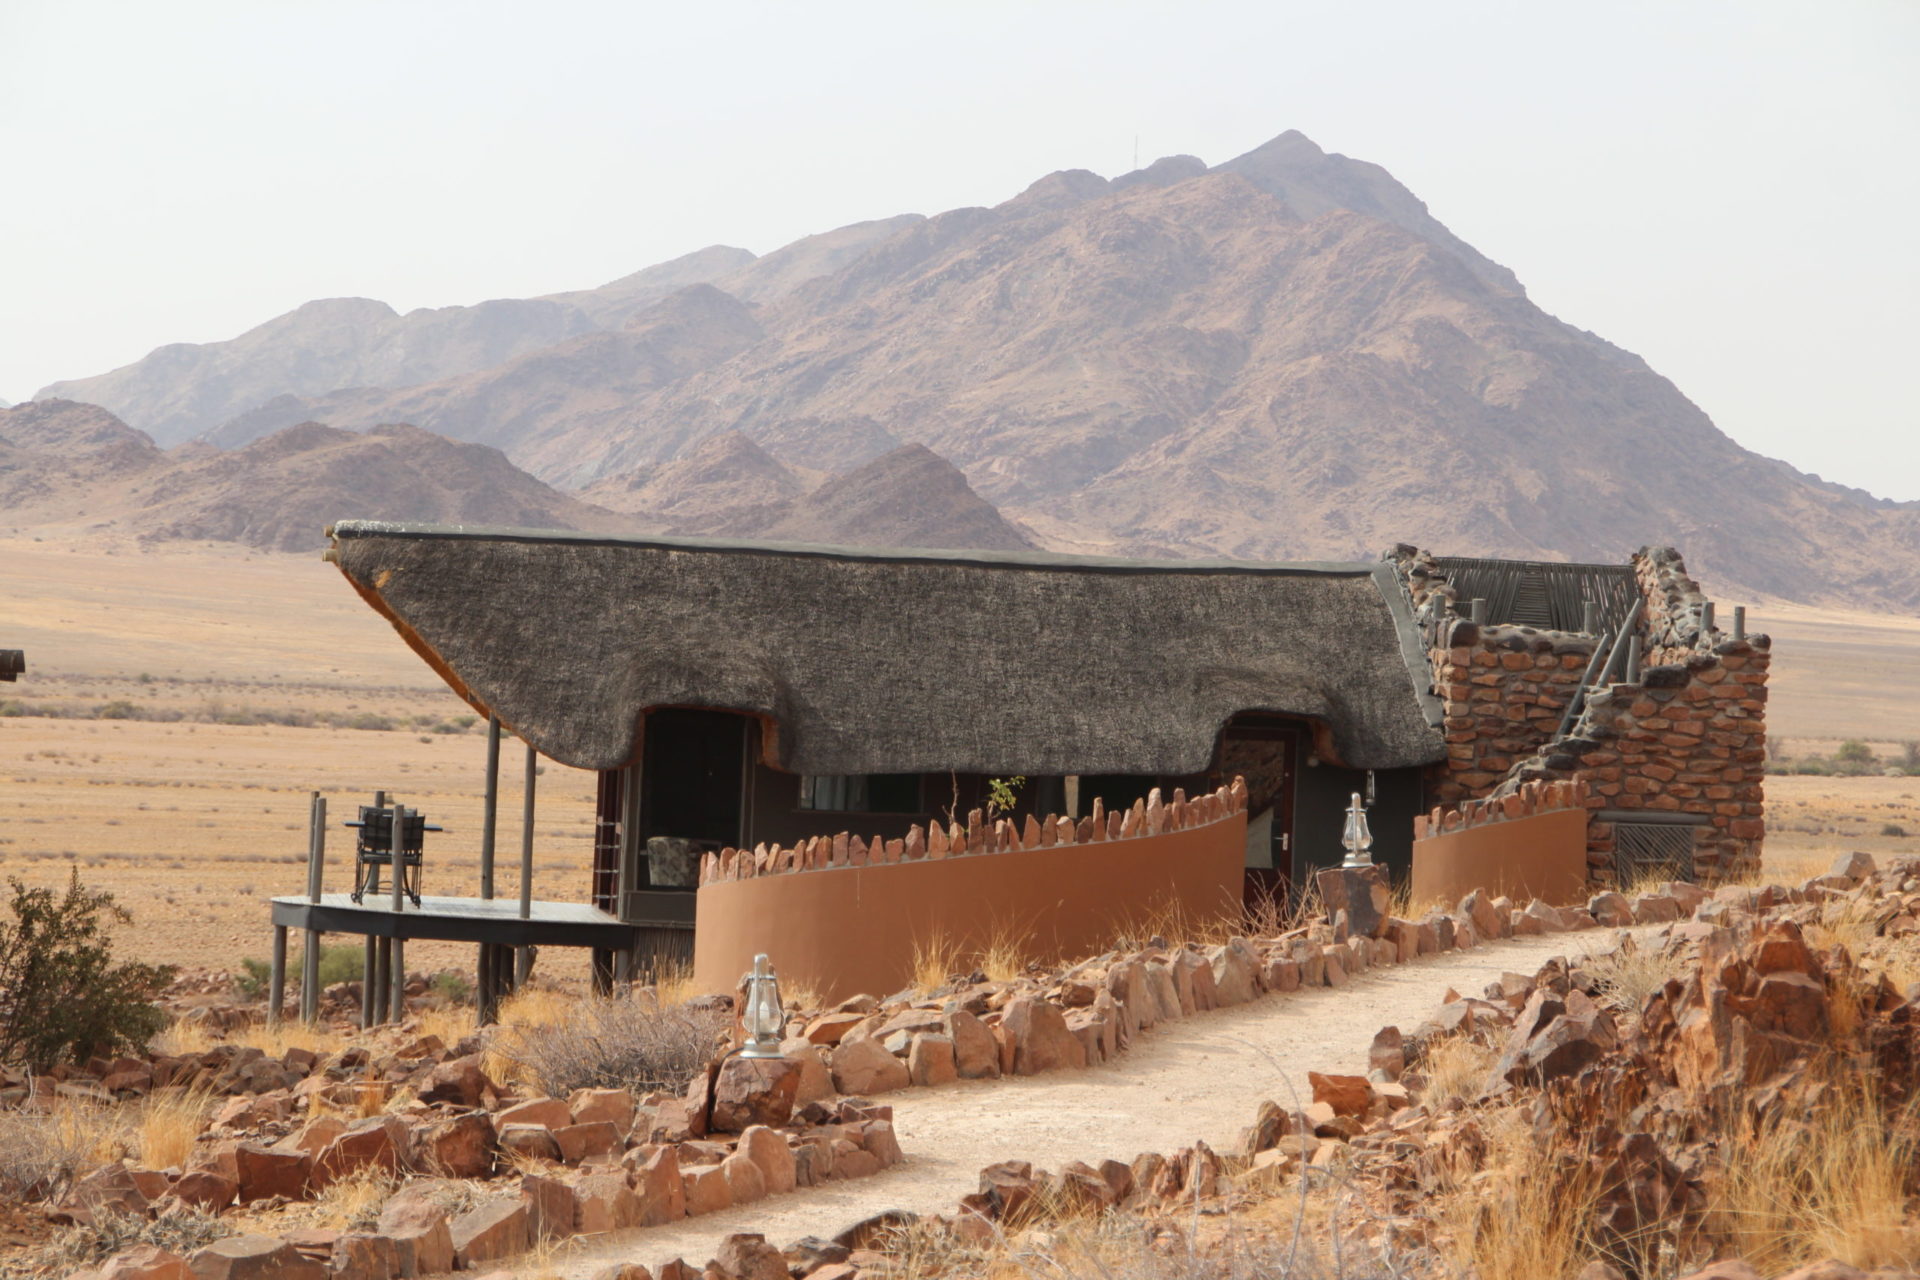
[2,534,1916,984]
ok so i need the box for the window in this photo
[798,773,922,813]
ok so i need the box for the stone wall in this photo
[1387,544,1770,886]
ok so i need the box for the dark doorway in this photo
[642,708,748,847]
[1215,714,1302,909]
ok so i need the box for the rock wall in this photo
[1388,545,1770,886]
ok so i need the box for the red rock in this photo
[169,1171,237,1213]
[415,1111,495,1179]
[829,1035,910,1095]
[681,1163,733,1215]
[945,1011,1000,1079]
[449,1197,530,1270]
[739,1125,797,1195]
[311,1117,406,1190]
[1306,1072,1372,1118]
[571,1172,635,1234]
[498,1124,563,1163]
[328,1234,400,1280]
[907,1033,957,1087]
[1367,1026,1404,1079]
[1586,891,1634,928]
[568,1087,635,1131]
[1001,997,1088,1075]
[274,1116,346,1158]
[419,1055,490,1109]
[553,1121,623,1164]
[1772,1262,1869,1280]
[378,1184,456,1277]
[234,1143,310,1202]
[185,1236,326,1280]
[66,1163,150,1219]
[94,1245,192,1280]
[632,1145,687,1225]
[1671,1262,1762,1280]
[721,1150,768,1204]
[714,1234,788,1280]
[494,1096,571,1130]
[710,1056,800,1132]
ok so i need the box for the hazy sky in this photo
[4,1,1916,499]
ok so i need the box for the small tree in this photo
[0,870,173,1071]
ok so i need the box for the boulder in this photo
[568,1087,634,1131]
[1317,865,1390,939]
[1828,851,1875,884]
[571,1172,635,1234]
[1306,1072,1372,1118]
[1000,997,1087,1075]
[94,1246,193,1280]
[777,1041,835,1106]
[497,1124,562,1163]
[1367,1026,1404,1080]
[419,1055,490,1109]
[67,1163,150,1219]
[329,1234,400,1280]
[377,1184,456,1277]
[1587,892,1635,928]
[829,1035,911,1095]
[739,1125,797,1195]
[632,1145,687,1226]
[907,1033,957,1087]
[721,1151,768,1204]
[681,1162,733,1215]
[449,1198,530,1270]
[493,1096,571,1130]
[521,1172,576,1241]
[311,1117,406,1191]
[186,1236,325,1280]
[414,1111,495,1178]
[1208,938,1262,1006]
[945,1011,1000,1079]
[168,1171,237,1213]
[713,1234,788,1280]
[710,1056,801,1132]
[552,1121,623,1164]
[234,1143,309,1203]
[1671,1263,1762,1280]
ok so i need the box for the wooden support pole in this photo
[360,936,377,1030]
[475,944,493,1026]
[302,793,325,1023]
[268,926,287,1026]
[391,936,407,1021]
[1734,606,1746,642]
[480,716,501,900]
[391,804,406,915]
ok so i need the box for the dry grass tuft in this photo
[1584,940,1687,1024]
[137,1087,212,1169]
[1420,1033,1498,1111]
[911,931,965,994]
[1436,1108,1613,1280]
[150,1017,219,1058]
[27,1208,232,1274]
[315,1166,395,1231]
[1706,1067,1920,1270]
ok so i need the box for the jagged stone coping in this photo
[1418,778,1590,839]
[697,779,1249,887]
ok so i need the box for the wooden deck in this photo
[270,890,693,949]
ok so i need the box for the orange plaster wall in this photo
[692,815,1247,1003]
[1410,807,1589,909]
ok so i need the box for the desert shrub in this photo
[340,712,395,732]
[1883,824,1909,839]
[234,956,272,999]
[0,870,174,1070]
[29,1208,231,1273]
[0,1099,129,1200]
[1835,739,1876,765]
[429,970,473,1005]
[93,700,139,720]
[316,942,365,986]
[497,992,725,1097]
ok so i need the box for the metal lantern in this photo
[739,953,786,1059]
[1340,791,1374,868]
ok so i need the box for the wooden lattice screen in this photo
[1432,557,1638,633]
[1612,820,1698,884]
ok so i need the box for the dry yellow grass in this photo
[911,930,965,994]
[1706,1070,1920,1271]
[136,1088,211,1169]
[1436,1109,1613,1279]
[313,1166,395,1231]
[1421,1033,1498,1111]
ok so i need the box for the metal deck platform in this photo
[270,890,693,948]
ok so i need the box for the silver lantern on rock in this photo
[739,953,786,1059]
[1340,791,1375,868]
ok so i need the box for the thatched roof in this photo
[326,522,1446,775]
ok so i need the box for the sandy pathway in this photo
[559,927,1643,1275]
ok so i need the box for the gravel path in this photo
[558,927,1644,1276]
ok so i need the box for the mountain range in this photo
[28,130,1920,608]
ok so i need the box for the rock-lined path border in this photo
[558,925,1649,1277]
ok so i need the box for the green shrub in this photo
[1835,739,1876,764]
[1883,824,1909,839]
[94,700,139,720]
[429,970,473,1004]
[0,871,174,1070]
[315,943,364,986]
[234,957,271,999]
